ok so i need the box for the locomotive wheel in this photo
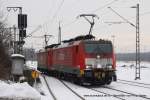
[106,80,112,85]
[73,77,84,85]
[79,78,84,86]
[105,77,112,85]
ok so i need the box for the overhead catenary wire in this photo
[91,0,120,12]
[26,0,147,39]
[108,7,136,28]
[29,0,118,35]
[62,19,78,28]
[128,11,150,20]
[102,10,150,26]
[26,0,65,39]
[45,0,65,26]
[46,0,56,19]
[89,0,139,28]
[25,25,42,38]
[61,0,118,29]
[29,36,44,38]
[27,0,120,38]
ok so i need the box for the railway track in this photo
[102,86,150,100]
[118,79,150,86]
[42,75,150,100]
[86,87,125,100]
[87,86,149,100]
[117,79,150,89]
[58,80,85,100]
[43,75,57,100]
[60,80,126,100]
[43,75,85,100]
[59,80,150,100]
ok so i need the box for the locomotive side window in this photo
[85,43,112,54]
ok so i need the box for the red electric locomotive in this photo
[37,35,117,85]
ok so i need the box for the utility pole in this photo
[132,4,140,80]
[58,21,61,44]
[108,5,141,79]
[77,14,99,35]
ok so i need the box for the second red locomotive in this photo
[37,35,117,85]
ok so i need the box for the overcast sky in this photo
[1,0,150,53]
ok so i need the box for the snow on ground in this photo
[4,60,147,100]
[34,76,54,100]
[63,81,119,100]
[37,61,150,100]
[116,61,150,84]
[38,76,118,100]
[0,81,41,100]
[109,82,150,99]
[109,61,150,99]
[26,61,37,70]
[45,76,82,100]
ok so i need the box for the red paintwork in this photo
[37,40,116,72]
[112,52,116,69]
[37,51,48,69]
[47,49,53,70]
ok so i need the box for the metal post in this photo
[108,5,141,79]
[135,4,140,80]
[58,22,61,44]
[44,34,47,47]
[13,25,17,53]
[18,7,24,54]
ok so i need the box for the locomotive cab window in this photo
[85,43,112,54]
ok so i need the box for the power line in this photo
[108,4,141,80]
[62,19,78,28]
[29,36,44,38]
[108,7,136,27]
[25,25,42,38]
[128,11,150,20]
[63,10,150,29]
[46,0,56,19]
[92,0,119,12]
[105,11,150,25]
[27,0,119,38]
[45,0,65,26]
[27,0,65,38]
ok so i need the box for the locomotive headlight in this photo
[108,65,112,68]
[106,64,112,68]
[97,64,102,68]
[86,65,92,69]
[97,55,100,59]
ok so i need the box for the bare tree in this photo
[0,7,12,80]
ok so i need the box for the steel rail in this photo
[59,80,85,100]
[103,86,150,100]
[43,76,57,100]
